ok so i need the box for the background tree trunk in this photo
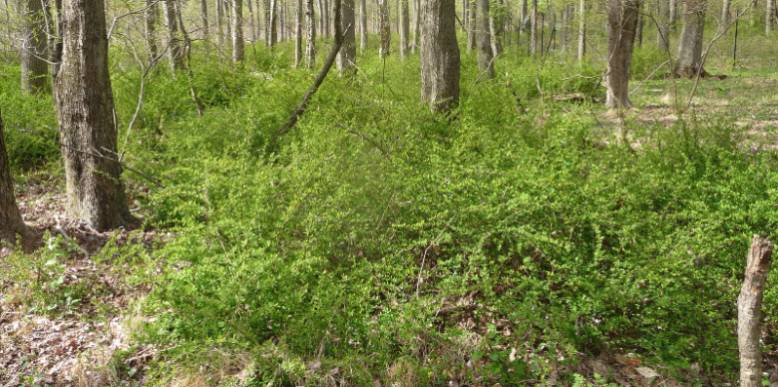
[164,0,187,70]
[738,236,773,387]
[295,0,303,66]
[669,0,677,29]
[338,0,357,72]
[530,0,538,55]
[577,0,585,62]
[477,0,494,77]
[55,0,133,231]
[657,0,670,50]
[399,0,409,58]
[720,0,731,32]
[420,0,460,112]
[20,0,49,93]
[248,0,258,41]
[0,111,28,245]
[146,0,159,57]
[675,0,705,77]
[360,0,367,51]
[269,0,278,46]
[467,0,476,49]
[305,0,316,68]
[201,0,210,40]
[217,0,225,45]
[411,0,420,52]
[766,0,773,34]
[605,0,639,108]
[232,0,245,61]
[378,0,390,58]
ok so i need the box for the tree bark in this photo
[55,0,134,231]
[674,0,705,77]
[305,0,316,68]
[577,0,585,62]
[164,0,186,70]
[399,0,409,58]
[295,0,303,66]
[269,0,278,46]
[0,111,28,245]
[378,0,390,57]
[767,0,774,34]
[606,0,639,109]
[657,0,670,50]
[201,0,211,40]
[420,0,460,112]
[233,0,245,61]
[720,0,731,32]
[50,0,64,81]
[467,0,476,49]
[530,0,538,55]
[738,236,773,387]
[338,0,357,72]
[20,0,49,93]
[247,0,258,41]
[145,0,159,58]
[217,0,225,45]
[669,0,677,29]
[477,0,494,77]
[359,0,368,50]
[411,0,420,52]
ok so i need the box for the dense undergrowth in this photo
[4,34,778,385]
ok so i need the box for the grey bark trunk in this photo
[530,0,538,55]
[360,0,367,51]
[738,236,773,387]
[201,0,210,40]
[669,0,677,29]
[420,0,460,112]
[305,0,316,68]
[217,0,225,45]
[605,0,639,109]
[50,0,64,80]
[411,0,420,52]
[675,0,705,77]
[55,0,133,231]
[295,0,303,66]
[467,0,476,49]
[232,0,245,61]
[378,0,390,57]
[248,0,258,41]
[0,111,28,245]
[477,0,494,77]
[767,0,774,34]
[164,0,186,70]
[577,0,585,62]
[145,0,159,58]
[20,0,49,93]
[338,0,357,72]
[269,0,278,46]
[720,0,731,32]
[657,0,670,50]
[399,0,409,58]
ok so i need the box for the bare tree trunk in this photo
[360,0,368,50]
[225,0,234,41]
[560,3,569,53]
[738,236,773,387]
[248,0,258,41]
[338,0,357,72]
[0,111,28,245]
[144,0,159,58]
[669,0,677,29]
[51,0,64,80]
[635,1,644,47]
[411,0,420,52]
[577,0,585,62]
[675,0,705,77]
[256,0,264,40]
[420,0,460,112]
[467,0,476,49]
[530,0,539,55]
[232,0,245,61]
[489,0,503,56]
[269,0,278,46]
[217,0,225,45]
[720,0,731,31]
[20,0,49,93]
[399,0,409,58]
[324,0,330,36]
[519,0,528,42]
[295,0,303,66]
[378,0,390,57]
[657,0,670,50]
[305,0,316,67]
[767,0,774,34]
[476,0,494,76]
[164,0,186,70]
[55,0,134,231]
[605,0,639,109]
[201,0,210,40]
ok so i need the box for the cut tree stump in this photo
[738,235,773,387]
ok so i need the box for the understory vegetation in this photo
[4,30,778,385]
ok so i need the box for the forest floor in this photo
[3,70,778,385]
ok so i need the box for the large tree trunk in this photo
[145,0,159,58]
[338,0,357,72]
[738,236,773,387]
[577,0,585,62]
[467,0,476,49]
[477,0,494,77]
[247,0,258,41]
[378,0,390,57]
[55,0,134,231]
[605,0,639,109]
[657,0,670,50]
[164,0,186,70]
[295,0,303,66]
[489,0,503,56]
[359,0,367,51]
[0,111,28,245]
[217,0,226,45]
[399,0,409,58]
[420,0,460,112]
[20,0,49,94]
[232,0,245,61]
[269,0,278,46]
[720,0,731,32]
[411,0,420,52]
[305,0,316,68]
[530,0,538,55]
[201,0,210,40]
[674,0,705,77]
[669,0,677,29]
